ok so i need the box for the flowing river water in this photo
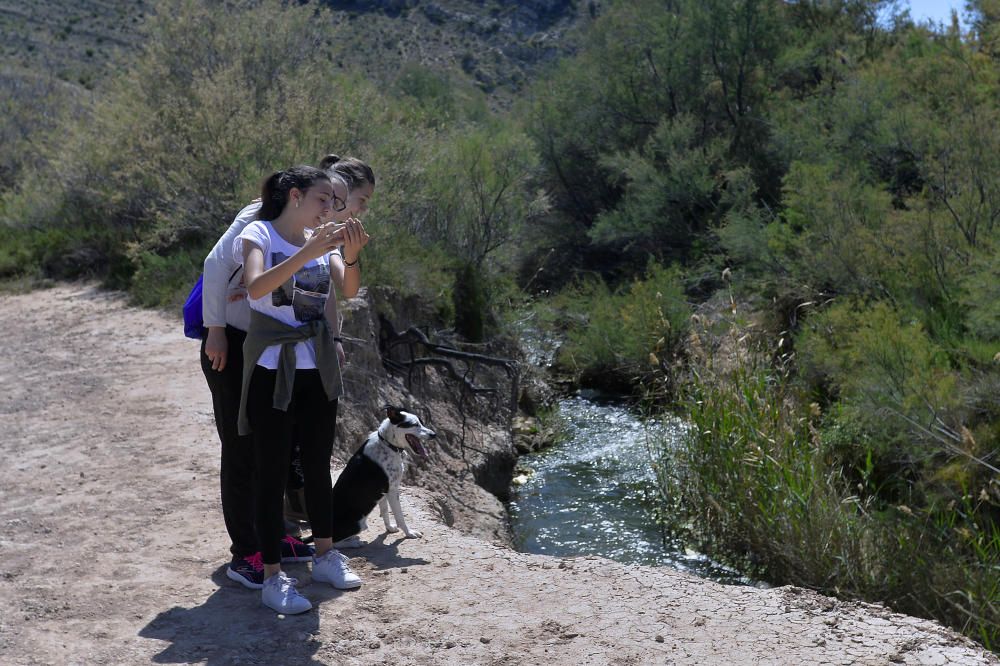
[508,329,752,585]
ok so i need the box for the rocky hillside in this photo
[2,0,590,96]
[322,0,587,95]
[0,0,147,88]
[0,0,589,188]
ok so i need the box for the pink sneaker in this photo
[226,552,264,589]
[280,535,315,563]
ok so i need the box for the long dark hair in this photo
[258,165,331,220]
[318,154,376,190]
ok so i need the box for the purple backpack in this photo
[182,275,205,339]
[182,266,241,339]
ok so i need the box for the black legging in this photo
[200,326,257,558]
[247,366,337,565]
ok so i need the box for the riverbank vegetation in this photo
[2,0,997,650]
[657,313,999,648]
[517,0,1000,647]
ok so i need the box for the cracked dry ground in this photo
[0,284,996,666]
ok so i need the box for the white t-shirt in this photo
[233,220,334,370]
[202,201,260,332]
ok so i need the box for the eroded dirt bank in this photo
[0,284,995,666]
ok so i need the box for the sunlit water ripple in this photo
[508,394,752,585]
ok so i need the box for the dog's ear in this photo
[385,405,405,424]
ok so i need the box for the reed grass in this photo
[653,353,999,650]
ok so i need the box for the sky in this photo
[906,0,966,26]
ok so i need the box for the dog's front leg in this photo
[379,496,399,533]
[387,488,422,538]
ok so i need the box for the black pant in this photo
[200,326,258,559]
[247,366,337,565]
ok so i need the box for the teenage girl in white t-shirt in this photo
[234,165,368,614]
[200,156,374,591]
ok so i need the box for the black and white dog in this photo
[329,406,435,543]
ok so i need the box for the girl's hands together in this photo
[341,217,369,264]
[302,222,346,260]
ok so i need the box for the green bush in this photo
[553,261,689,394]
[0,224,40,280]
[792,299,1000,509]
[453,262,486,342]
[655,352,1000,649]
[0,0,537,318]
[961,245,1000,343]
[590,115,728,259]
[128,248,203,309]
[524,0,785,287]
[797,300,960,424]
[419,122,542,268]
[361,226,455,323]
[0,71,76,194]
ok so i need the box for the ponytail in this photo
[318,154,341,171]
[258,172,284,221]
[317,154,376,191]
[258,165,330,220]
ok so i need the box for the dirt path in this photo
[0,284,995,666]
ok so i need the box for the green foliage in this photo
[775,162,907,298]
[394,63,459,121]
[360,227,456,323]
[797,300,959,423]
[420,122,542,268]
[590,116,728,258]
[386,121,544,336]
[0,0,537,321]
[655,351,1000,649]
[795,299,999,529]
[525,0,786,286]
[612,13,1000,636]
[768,21,1000,326]
[553,262,690,394]
[128,248,204,309]
[3,0,355,299]
[1,197,135,288]
[0,72,77,193]
[0,247,25,282]
[392,62,488,125]
[714,167,779,273]
[961,244,1000,342]
[453,262,487,342]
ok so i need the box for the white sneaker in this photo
[332,535,364,549]
[261,571,312,614]
[312,549,362,589]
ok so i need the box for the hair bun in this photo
[318,154,341,170]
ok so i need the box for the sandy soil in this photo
[0,284,996,666]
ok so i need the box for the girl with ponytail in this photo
[235,165,354,614]
[199,157,372,608]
